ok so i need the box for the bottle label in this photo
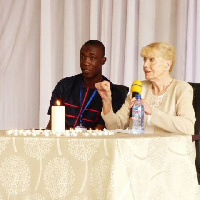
[132,104,144,134]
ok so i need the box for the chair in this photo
[188,82,200,184]
[115,84,129,98]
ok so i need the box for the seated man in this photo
[47,40,128,130]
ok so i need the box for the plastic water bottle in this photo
[131,94,144,134]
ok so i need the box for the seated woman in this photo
[95,42,196,135]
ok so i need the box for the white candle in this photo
[51,100,65,133]
[87,128,93,133]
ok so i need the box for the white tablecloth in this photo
[0,130,199,199]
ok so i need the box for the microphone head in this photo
[131,80,142,94]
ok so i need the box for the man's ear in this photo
[101,57,107,65]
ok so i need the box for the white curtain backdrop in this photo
[0,0,200,129]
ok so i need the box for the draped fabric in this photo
[0,0,200,129]
[0,130,199,199]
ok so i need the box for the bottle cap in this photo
[135,94,141,99]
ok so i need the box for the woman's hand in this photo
[130,97,136,108]
[130,97,152,115]
[142,100,152,115]
[95,81,112,115]
[95,81,112,102]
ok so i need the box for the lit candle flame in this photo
[56,100,60,106]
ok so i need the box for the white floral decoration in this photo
[0,137,10,155]
[0,155,30,198]
[90,158,111,199]
[24,138,55,190]
[24,193,45,200]
[68,139,100,193]
[44,157,75,199]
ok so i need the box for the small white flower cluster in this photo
[6,129,42,137]
[82,129,114,136]
[6,128,115,137]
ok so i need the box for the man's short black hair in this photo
[82,40,105,56]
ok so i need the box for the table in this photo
[0,130,199,199]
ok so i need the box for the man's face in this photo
[80,44,106,79]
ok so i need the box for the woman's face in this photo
[143,56,169,81]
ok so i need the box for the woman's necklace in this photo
[154,78,174,96]
[150,79,174,109]
[163,78,174,92]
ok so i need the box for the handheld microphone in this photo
[130,80,143,118]
[131,80,143,97]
